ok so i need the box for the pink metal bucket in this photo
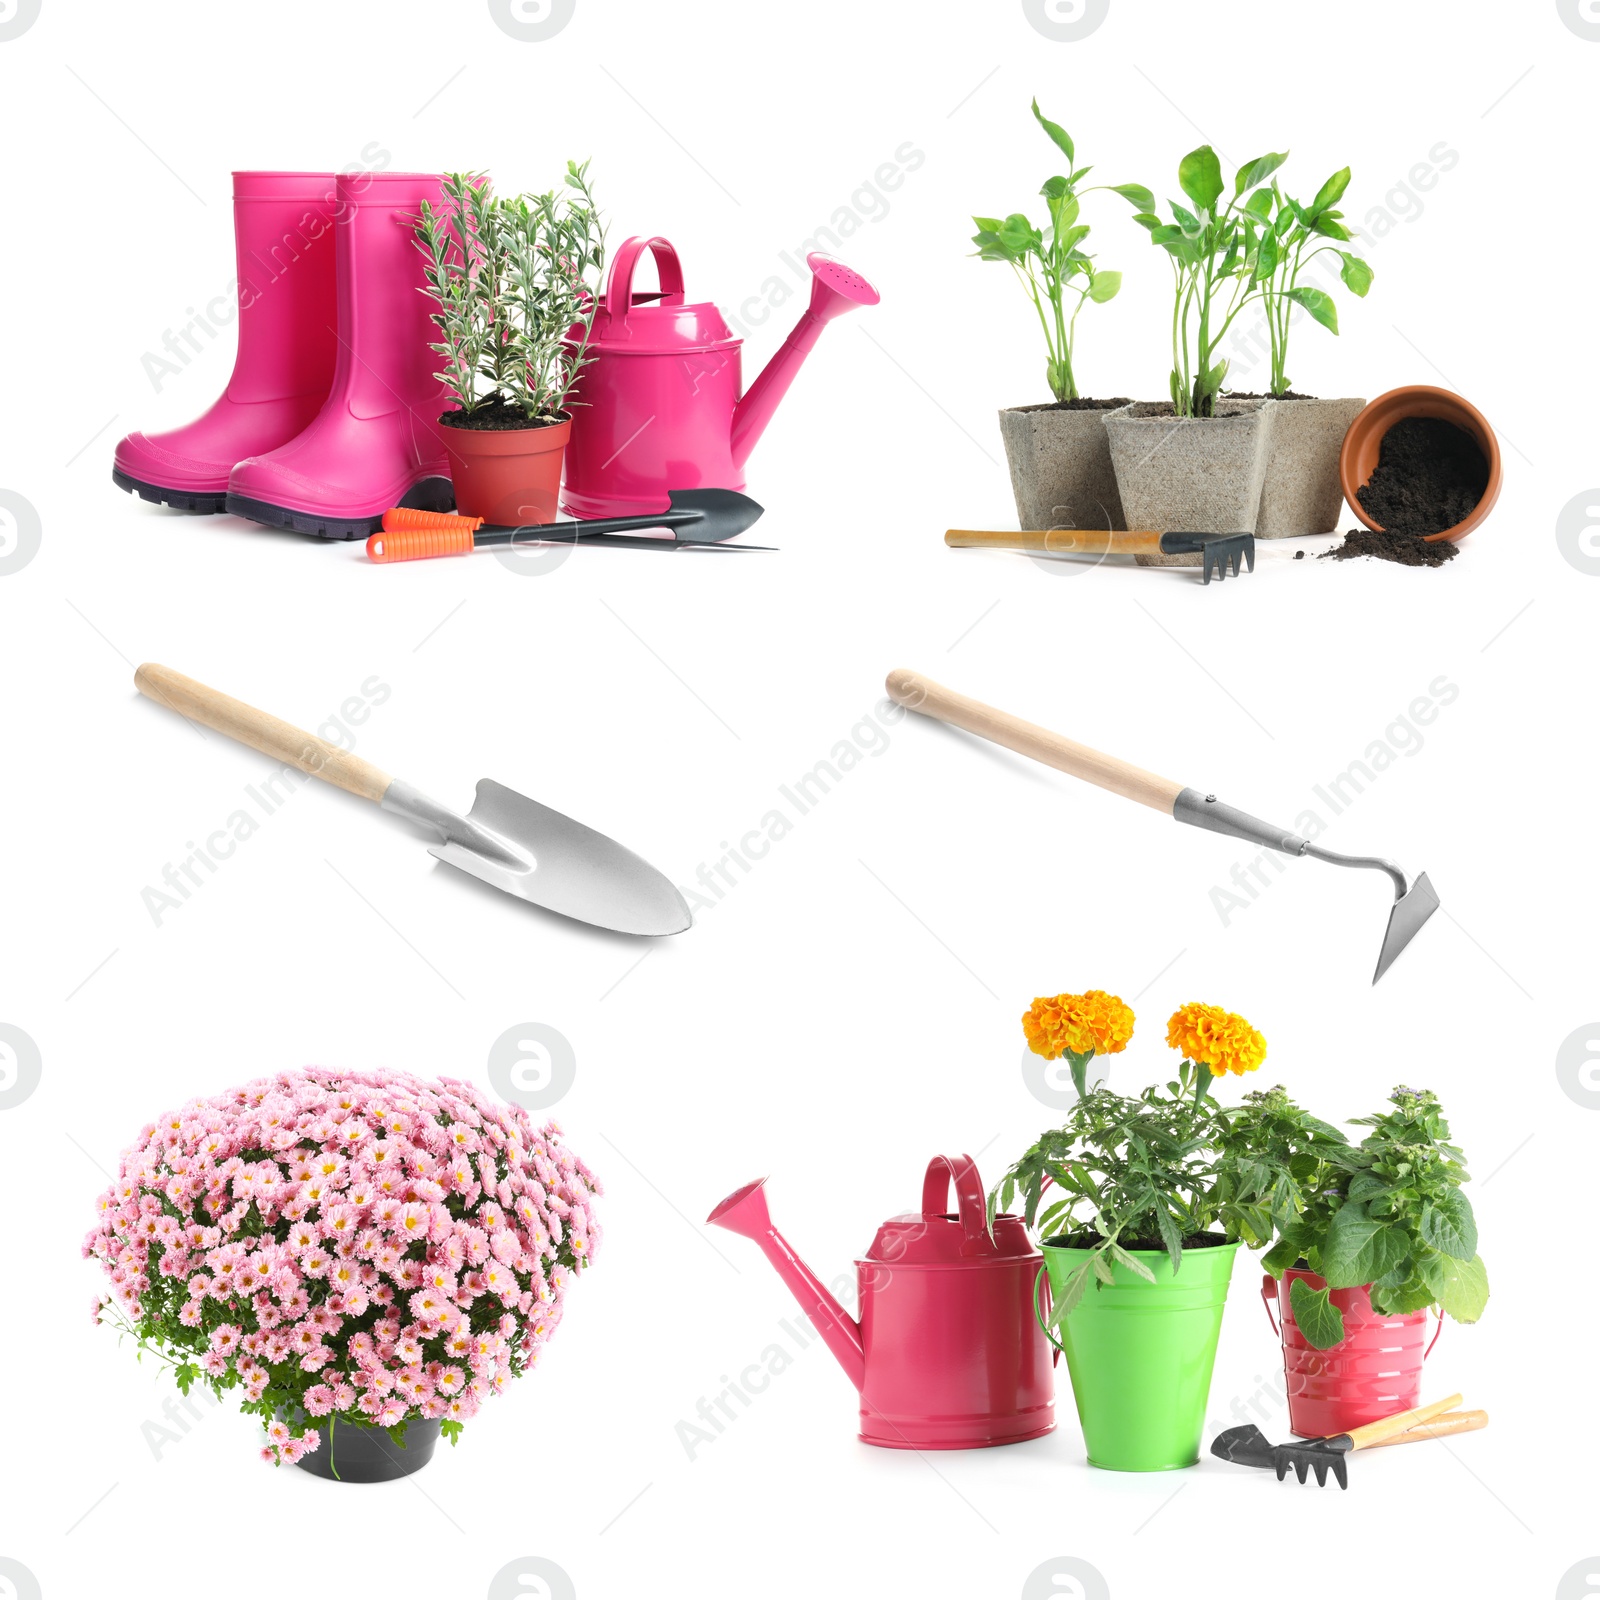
[1263,1268,1442,1438]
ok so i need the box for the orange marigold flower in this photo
[1022,991,1135,1061]
[1165,1002,1266,1077]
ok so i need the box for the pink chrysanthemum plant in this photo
[85,1067,600,1469]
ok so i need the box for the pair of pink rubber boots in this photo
[113,170,456,540]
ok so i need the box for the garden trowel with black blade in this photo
[135,665,691,937]
[886,669,1438,984]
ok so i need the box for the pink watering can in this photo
[560,235,880,518]
[707,1154,1055,1450]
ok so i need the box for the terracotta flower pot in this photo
[998,402,1129,533]
[440,413,570,525]
[1339,385,1502,543]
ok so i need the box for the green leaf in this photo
[1179,146,1224,211]
[1253,230,1279,282]
[1031,100,1076,164]
[1109,1242,1157,1283]
[1312,213,1353,241]
[1262,1234,1303,1275]
[1340,252,1374,296]
[1419,1188,1477,1259]
[1050,1261,1093,1323]
[1373,1274,1438,1315]
[972,215,1004,232]
[1234,151,1289,194]
[1309,167,1352,215]
[1153,1204,1184,1275]
[1289,285,1340,334]
[1243,187,1275,222]
[1289,1277,1347,1350]
[1087,270,1122,303]
[1320,1202,1409,1287]
[1432,1252,1489,1323]
[1108,182,1156,212]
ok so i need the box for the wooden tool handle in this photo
[945,528,1165,557]
[1346,1392,1464,1451]
[135,664,393,803]
[1364,1409,1487,1448]
[885,668,1184,812]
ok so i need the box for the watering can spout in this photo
[706,1177,866,1390]
[729,253,880,470]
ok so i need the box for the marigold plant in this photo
[1023,989,1134,1097]
[1166,1001,1266,1092]
[85,1067,600,1468]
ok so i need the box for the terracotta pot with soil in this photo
[1233,394,1367,536]
[999,399,1131,532]
[1340,385,1501,542]
[439,408,570,525]
[1103,398,1276,565]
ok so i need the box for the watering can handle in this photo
[605,235,686,322]
[1033,1264,1064,1366]
[920,1153,987,1247]
[1261,1273,1281,1338]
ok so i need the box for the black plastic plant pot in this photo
[294,1416,442,1484]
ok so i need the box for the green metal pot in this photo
[1037,1237,1239,1471]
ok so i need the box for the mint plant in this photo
[1247,167,1373,395]
[1260,1086,1489,1349]
[972,101,1123,403]
[416,162,606,427]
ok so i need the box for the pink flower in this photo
[304,1384,336,1416]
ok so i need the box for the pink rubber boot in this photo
[226,171,455,539]
[113,172,340,513]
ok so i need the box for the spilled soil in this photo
[1321,528,1459,567]
[1356,416,1487,534]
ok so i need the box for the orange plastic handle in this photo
[366,524,477,562]
[380,507,484,533]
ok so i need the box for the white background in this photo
[1,2,1596,1597]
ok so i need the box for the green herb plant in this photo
[988,1061,1282,1334]
[1260,1086,1489,1349]
[1109,146,1296,417]
[416,162,606,426]
[1247,167,1373,395]
[971,102,1123,404]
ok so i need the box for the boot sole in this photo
[113,467,228,515]
[226,478,455,541]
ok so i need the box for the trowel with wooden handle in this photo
[886,669,1438,983]
[135,664,691,937]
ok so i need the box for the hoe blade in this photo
[1373,871,1440,985]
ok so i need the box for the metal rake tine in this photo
[1230,542,1245,577]
[1202,546,1217,584]
[1243,538,1256,574]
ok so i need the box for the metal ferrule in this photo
[380,779,528,870]
[1173,788,1409,898]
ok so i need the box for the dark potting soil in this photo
[1356,416,1487,534]
[439,402,569,433]
[1223,390,1314,400]
[1320,527,1459,568]
[1045,1231,1230,1253]
[1018,397,1133,412]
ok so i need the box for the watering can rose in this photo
[84,1066,600,1466]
